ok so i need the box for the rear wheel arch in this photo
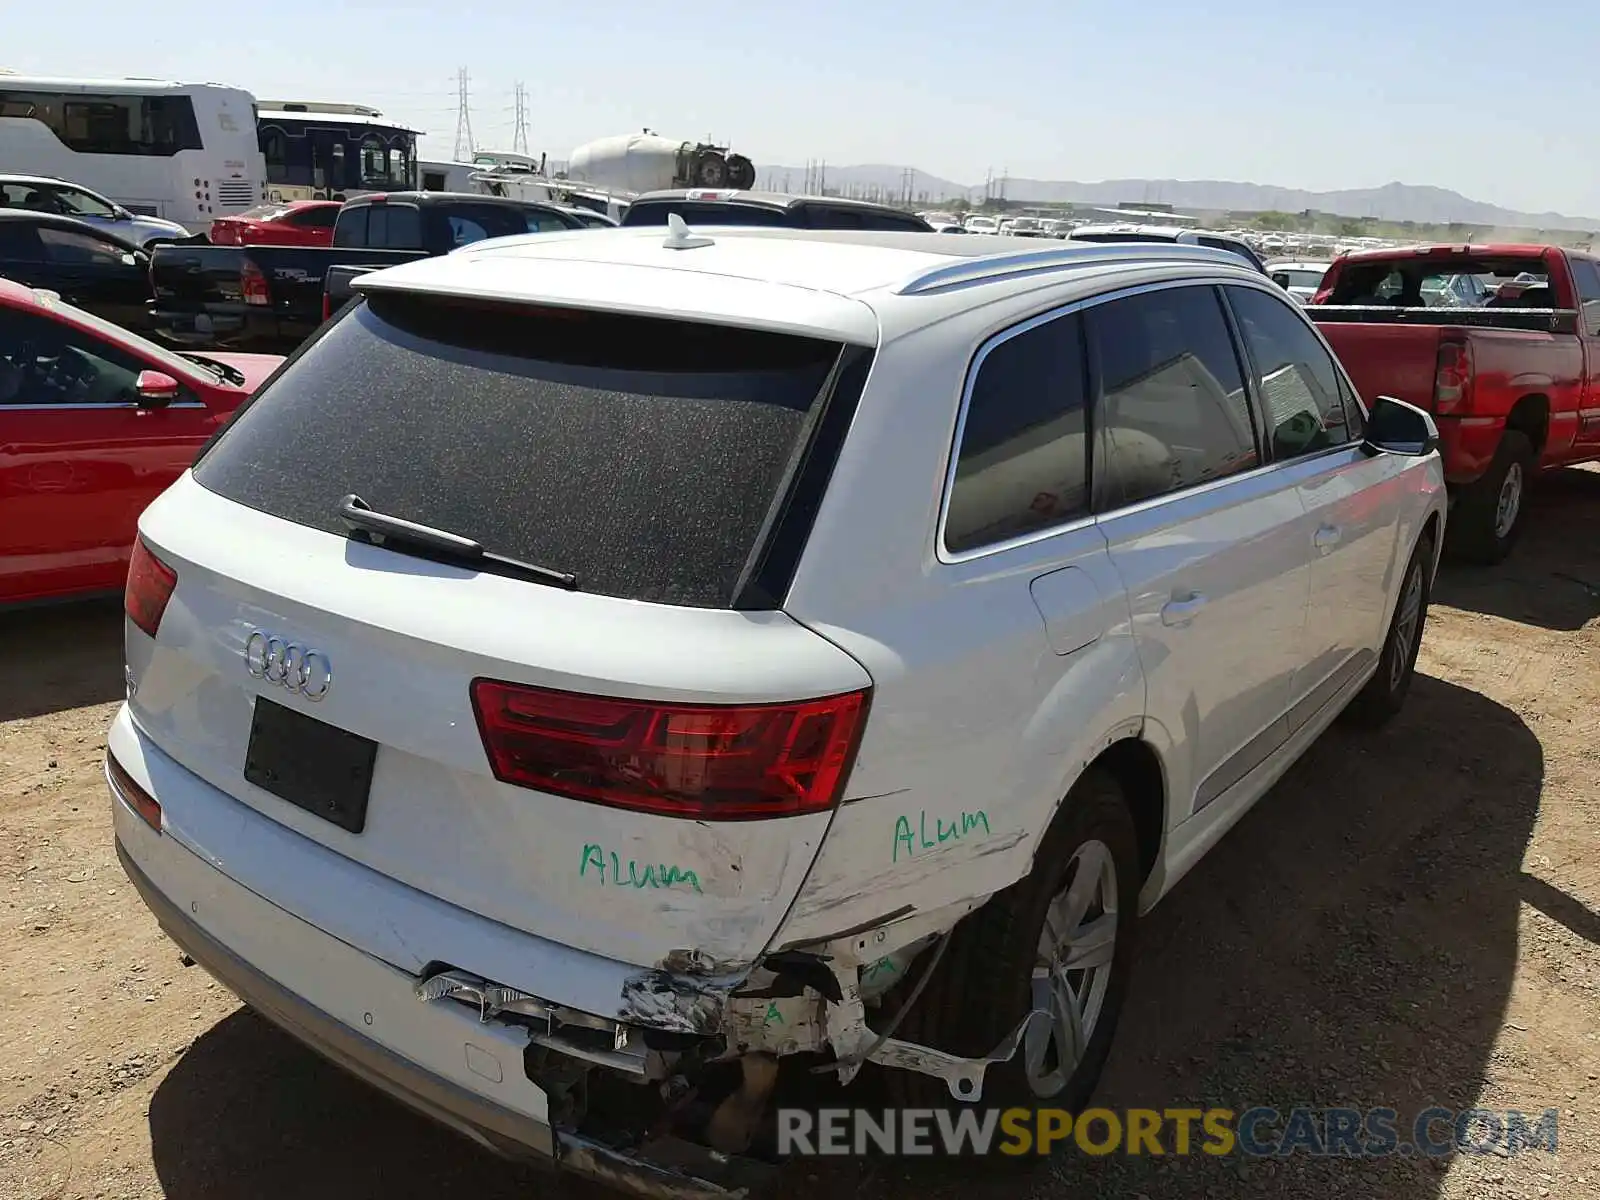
[1506,394,1551,457]
[1073,737,1166,889]
[1420,510,1443,580]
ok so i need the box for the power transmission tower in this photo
[511,82,530,157]
[453,67,476,162]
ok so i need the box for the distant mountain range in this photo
[758,165,1600,233]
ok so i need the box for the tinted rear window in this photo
[193,296,844,608]
[1069,232,1175,244]
[622,202,791,227]
[804,207,932,231]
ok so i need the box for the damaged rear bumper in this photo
[113,833,775,1199]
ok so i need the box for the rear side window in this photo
[331,208,367,246]
[38,227,131,267]
[0,223,46,261]
[809,207,864,230]
[945,311,1089,554]
[829,209,932,232]
[523,208,576,233]
[1225,285,1353,458]
[1196,235,1262,272]
[621,202,787,227]
[446,215,491,246]
[1569,257,1600,335]
[193,296,846,608]
[1088,285,1256,510]
[289,206,338,229]
[432,204,566,246]
[366,204,423,249]
[802,207,928,231]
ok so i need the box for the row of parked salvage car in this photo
[6,201,1600,1197]
[5,203,1596,608]
[0,183,938,606]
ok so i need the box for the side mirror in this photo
[1361,395,1439,458]
[134,370,181,408]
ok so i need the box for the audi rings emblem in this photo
[244,630,333,701]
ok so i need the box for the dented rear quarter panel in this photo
[774,311,1149,950]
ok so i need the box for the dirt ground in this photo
[2,470,1599,1200]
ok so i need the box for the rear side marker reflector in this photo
[125,537,177,639]
[108,752,162,833]
[469,680,869,820]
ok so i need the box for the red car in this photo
[0,278,282,605]
[209,200,342,247]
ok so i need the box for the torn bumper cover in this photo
[115,840,776,1199]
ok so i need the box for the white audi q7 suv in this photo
[108,224,1447,1195]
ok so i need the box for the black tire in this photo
[882,768,1141,1121]
[1447,430,1533,564]
[1341,531,1434,728]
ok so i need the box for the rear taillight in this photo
[108,751,162,832]
[125,537,176,639]
[1434,336,1473,414]
[240,259,270,307]
[322,292,332,322]
[470,681,870,820]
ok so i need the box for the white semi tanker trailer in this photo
[565,132,757,193]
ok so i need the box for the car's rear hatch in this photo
[128,289,876,983]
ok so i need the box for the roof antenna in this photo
[663,212,714,250]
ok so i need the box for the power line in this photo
[453,66,476,162]
[511,81,530,157]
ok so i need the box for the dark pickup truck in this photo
[619,189,934,231]
[149,192,596,351]
[1310,243,1600,561]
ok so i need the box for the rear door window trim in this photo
[1219,279,1369,463]
[937,275,1286,564]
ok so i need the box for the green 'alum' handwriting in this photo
[580,843,704,893]
[892,809,991,862]
[862,957,898,983]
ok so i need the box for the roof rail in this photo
[894,241,1246,296]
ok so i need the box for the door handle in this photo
[1314,524,1342,551]
[1160,592,1207,627]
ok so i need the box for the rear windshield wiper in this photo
[338,494,578,591]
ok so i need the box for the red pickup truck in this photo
[1310,244,1600,561]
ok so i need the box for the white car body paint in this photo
[110,227,1448,1183]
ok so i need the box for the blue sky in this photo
[9,0,1598,215]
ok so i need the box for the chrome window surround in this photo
[935,275,1371,564]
